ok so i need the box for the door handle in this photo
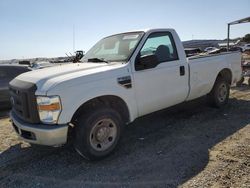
[180,66,185,76]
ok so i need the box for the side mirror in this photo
[135,54,158,71]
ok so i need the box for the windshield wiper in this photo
[87,58,109,64]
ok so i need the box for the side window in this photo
[139,32,178,63]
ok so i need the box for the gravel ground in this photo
[0,84,249,188]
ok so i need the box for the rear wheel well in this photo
[71,95,130,124]
[216,68,232,85]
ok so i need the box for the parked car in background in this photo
[241,44,250,52]
[30,61,75,70]
[30,61,59,69]
[185,48,202,57]
[229,46,243,52]
[204,47,219,52]
[0,64,31,108]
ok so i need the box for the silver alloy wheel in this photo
[218,83,228,102]
[89,118,117,151]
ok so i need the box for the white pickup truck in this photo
[9,28,241,160]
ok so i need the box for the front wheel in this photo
[73,107,123,160]
[207,78,230,108]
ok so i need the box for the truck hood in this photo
[15,62,125,94]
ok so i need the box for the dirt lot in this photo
[0,84,249,188]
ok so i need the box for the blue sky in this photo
[0,0,249,60]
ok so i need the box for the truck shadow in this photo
[0,97,249,187]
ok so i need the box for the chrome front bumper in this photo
[10,111,68,146]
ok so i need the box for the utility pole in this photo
[227,24,230,51]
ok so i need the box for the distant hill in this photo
[182,38,241,50]
[182,40,222,50]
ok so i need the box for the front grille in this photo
[9,79,40,123]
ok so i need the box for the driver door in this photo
[133,32,189,116]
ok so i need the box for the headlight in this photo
[36,96,62,124]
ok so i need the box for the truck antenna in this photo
[73,24,75,53]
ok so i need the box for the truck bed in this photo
[186,51,242,101]
[187,51,239,60]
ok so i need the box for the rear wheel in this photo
[73,107,123,160]
[207,78,230,108]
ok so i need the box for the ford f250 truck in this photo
[9,28,242,160]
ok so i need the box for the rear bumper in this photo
[10,111,68,146]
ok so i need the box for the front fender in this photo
[48,78,138,124]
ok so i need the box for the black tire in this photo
[207,78,230,108]
[73,107,123,160]
[236,76,244,87]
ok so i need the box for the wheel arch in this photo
[215,68,233,85]
[207,68,232,95]
[71,95,130,124]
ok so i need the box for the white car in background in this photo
[241,44,250,52]
[204,47,219,52]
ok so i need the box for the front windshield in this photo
[82,32,144,63]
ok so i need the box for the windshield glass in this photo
[82,32,144,62]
